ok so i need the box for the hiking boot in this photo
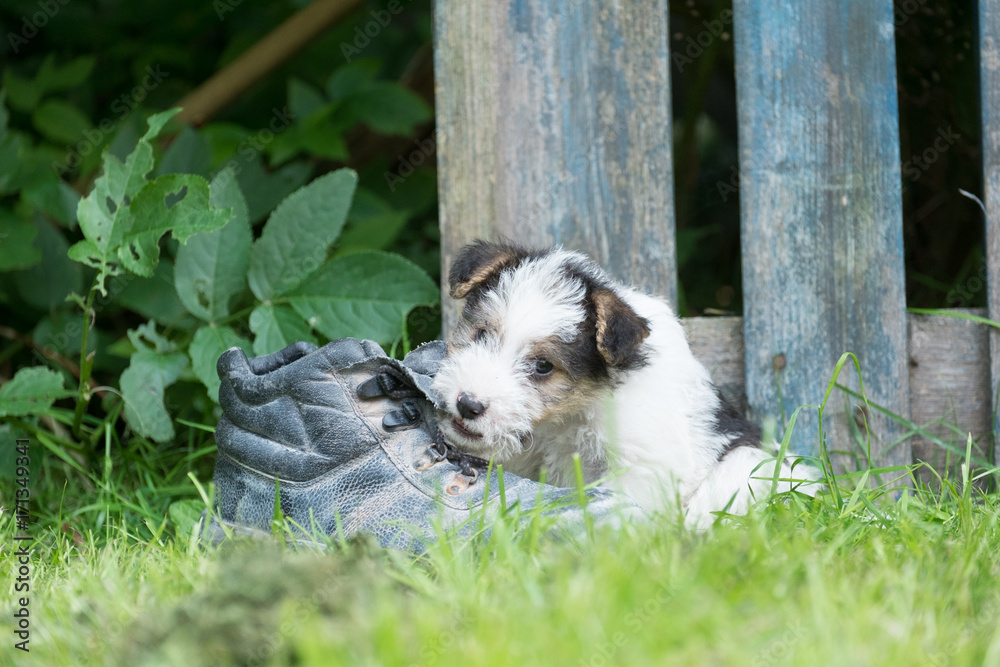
[204,338,642,552]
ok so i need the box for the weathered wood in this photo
[432,1,677,333]
[981,0,1000,465]
[683,316,746,413]
[732,1,911,467]
[908,311,992,476]
[684,313,991,477]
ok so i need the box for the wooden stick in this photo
[175,0,365,126]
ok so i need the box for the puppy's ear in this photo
[591,288,651,367]
[448,241,530,299]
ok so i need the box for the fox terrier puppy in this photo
[431,241,819,527]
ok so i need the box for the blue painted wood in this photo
[432,1,676,332]
[732,1,911,465]
[981,0,1000,465]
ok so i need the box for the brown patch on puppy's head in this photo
[448,241,533,299]
[591,288,650,368]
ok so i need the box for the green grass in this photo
[4,461,1000,667]
[3,351,999,666]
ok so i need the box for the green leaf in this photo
[336,188,410,253]
[201,122,251,168]
[288,78,327,119]
[67,238,105,268]
[120,349,188,442]
[36,55,96,91]
[156,126,211,177]
[0,367,70,417]
[15,215,83,309]
[141,109,182,143]
[32,99,93,145]
[3,69,42,112]
[22,178,80,228]
[295,108,349,161]
[189,325,252,401]
[175,170,251,323]
[247,169,358,300]
[0,209,41,271]
[0,137,20,193]
[267,117,348,166]
[325,61,379,102]
[116,260,192,325]
[116,173,233,277]
[127,321,175,354]
[233,155,312,224]
[74,109,181,294]
[0,89,9,143]
[286,251,438,344]
[168,499,204,538]
[249,303,316,356]
[347,83,432,137]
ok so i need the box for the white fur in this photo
[432,247,821,527]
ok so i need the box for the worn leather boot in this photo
[204,338,641,552]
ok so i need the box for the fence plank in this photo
[684,316,746,413]
[432,1,676,332]
[684,313,990,477]
[732,1,910,465]
[981,0,1000,464]
[908,311,992,476]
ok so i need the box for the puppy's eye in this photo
[474,327,488,343]
[533,359,554,376]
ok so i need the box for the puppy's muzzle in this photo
[456,392,487,420]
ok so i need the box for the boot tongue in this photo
[397,341,447,408]
[347,339,447,409]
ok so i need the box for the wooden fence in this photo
[431,1,997,474]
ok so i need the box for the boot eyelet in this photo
[445,470,478,495]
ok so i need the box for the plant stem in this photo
[71,286,97,440]
[9,417,86,453]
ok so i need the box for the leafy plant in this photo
[0,0,442,541]
[2,102,437,453]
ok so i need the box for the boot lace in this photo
[362,364,491,482]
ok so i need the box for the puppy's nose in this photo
[456,393,487,420]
